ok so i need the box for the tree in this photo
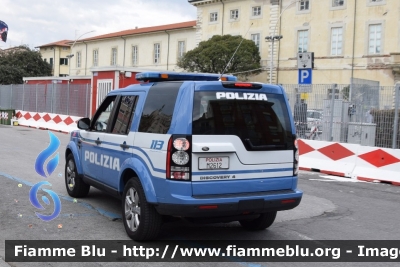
[177,35,262,76]
[0,45,52,84]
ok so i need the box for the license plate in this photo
[198,157,229,170]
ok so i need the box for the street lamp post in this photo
[265,35,283,84]
[67,30,95,76]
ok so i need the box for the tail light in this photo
[166,135,192,181]
[293,135,299,176]
[282,199,296,204]
[222,82,262,89]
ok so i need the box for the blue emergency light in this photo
[135,71,237,82]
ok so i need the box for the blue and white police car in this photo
[65,72,302,240]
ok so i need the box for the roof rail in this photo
[135,71,237,82]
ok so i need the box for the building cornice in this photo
[188,0,239,6]
[89,66,163,73]
[70,21,196,45]
[72,28,196,46]
[188,0,218,6]
[23,76,91,81]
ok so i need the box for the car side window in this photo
[111,95,138,135]
[92,96,116,132]
[138,82,182,134]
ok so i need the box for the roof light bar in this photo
[135,72,237,82]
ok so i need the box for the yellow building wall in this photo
[191,0,400,86]
[39,46,71,77]
[70,28,196,76]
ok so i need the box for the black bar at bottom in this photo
[5,240,400,262]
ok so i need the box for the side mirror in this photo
[77,118,91,130]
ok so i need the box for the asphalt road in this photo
[1,125,400,267]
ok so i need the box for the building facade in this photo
[68,21,197,115]
[189,0,400,86]
[69,21,197,77]
[36,40,72,77]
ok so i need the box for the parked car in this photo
[307,109,323,133]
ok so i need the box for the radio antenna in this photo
[219,23,253,80]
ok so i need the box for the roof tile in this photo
[37,39,73,48]
[75,20,196,43]
[37,20,196,48]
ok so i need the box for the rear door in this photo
[191,83,295,195]
[79,95,117,181]
[100,93,143,189]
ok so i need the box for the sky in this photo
[0,0,197,49]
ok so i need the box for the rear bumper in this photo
[154,189,302,217]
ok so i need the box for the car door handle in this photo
[95,138,102,145]
[120,141,129,150]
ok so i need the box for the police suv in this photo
[65,72,302,240]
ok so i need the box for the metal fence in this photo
[282,83,400,149]
[1,82,399,149]
[0,83,90,118]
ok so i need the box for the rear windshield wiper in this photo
[245,138,286,151]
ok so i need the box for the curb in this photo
[16,124,70,134]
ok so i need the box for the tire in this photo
[239,211,277,231]
[65,154,90,198]
[122,178,162,241]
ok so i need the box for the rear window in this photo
[192,91,294,150]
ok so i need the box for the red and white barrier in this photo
[298,139,358,177]
[15,110,81,134]
[11,111,400,186]
[299,139,400,186]
[351,146,400,186]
